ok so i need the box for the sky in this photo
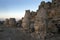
[0,0,52,19]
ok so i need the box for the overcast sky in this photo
[0,0,52,19]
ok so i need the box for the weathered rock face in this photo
[29,11,37,32]
[34,8,46,32]
[48,20,58,33]
[4,19,9,27]
[34,7,47,40]
[21,0,60,40]
[17,19,22,27]
[47,0,60,34]
[4,18,17,27]
[9,18,16,27]
[2,0,60,40]
[22,10,31,30]
[52,0,60,4]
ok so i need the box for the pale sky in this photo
[0,0,52,19]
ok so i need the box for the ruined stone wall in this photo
[4,19,9,27]
[4,18,17,27]
[22,10,31,30]
[29,11,37,32]
[34,7,47,40]
[9,18,16,27]
[21,0,60,40]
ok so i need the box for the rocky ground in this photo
[0,25,39,40]
[0,25,60,40]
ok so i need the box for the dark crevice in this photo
[55,24,60,34]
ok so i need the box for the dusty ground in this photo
[0,25,60,40]
[0,26,33,40]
